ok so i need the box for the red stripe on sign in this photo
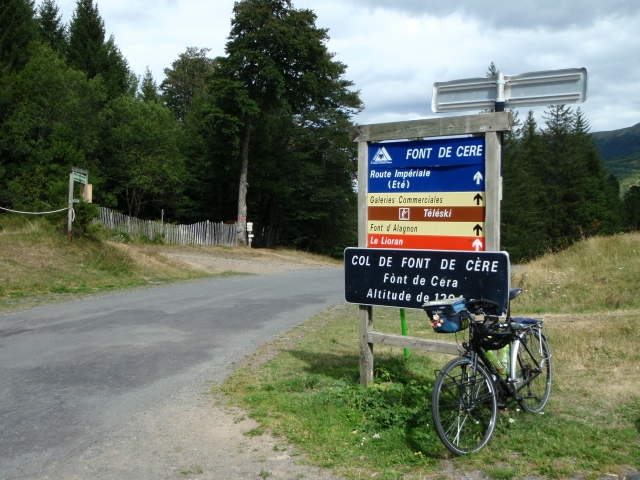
[367,234,485,251]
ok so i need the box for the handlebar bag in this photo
[423,297,470,333]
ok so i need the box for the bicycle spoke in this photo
[432,358,497,455]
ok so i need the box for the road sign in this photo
[368,192,485,207]
[432,68,588,113]
[73,172,87,183]
[344,248,510,313]
[367,136,486,251]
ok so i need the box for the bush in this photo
[73,201,100,236]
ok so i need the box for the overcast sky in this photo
[51,0,640,132]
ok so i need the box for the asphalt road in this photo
[0,268,344,479]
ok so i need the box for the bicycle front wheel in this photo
[431,356,498,455]
[515,328,552,413]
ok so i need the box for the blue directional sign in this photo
[369,137,484,170]
[368,164,485,193]
[366,136,487,251]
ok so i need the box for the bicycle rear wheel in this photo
[515,328,552,412]
[431,356,498,455]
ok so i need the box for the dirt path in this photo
[160,246,341,276]
[46,389,340,480]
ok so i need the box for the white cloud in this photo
[342,0,640,30]
[50,0,640,132]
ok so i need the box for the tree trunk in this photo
[266,195,279,248]
[236,114,251,246]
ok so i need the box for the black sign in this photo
[344,248,510,314]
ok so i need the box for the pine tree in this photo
[486,61,497,78]
[36,0,66,53]
[66,0,130,99]
[571,108,622,236]
[540,104,582,248]
[66,0,105,79]
[0,0,37,74]
[501,110,548,261]
[622,185,640,230]
[139,66,159,103]
[160,47,217,121]
[102,34,131,99]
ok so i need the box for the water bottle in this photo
[485,346,509,376]
[497,344,510,376]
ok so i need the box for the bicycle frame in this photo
[466,321,547,403]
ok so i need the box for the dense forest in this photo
[0,0,638,261]
[0,0,362,255]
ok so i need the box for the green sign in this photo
[73,172,87,183]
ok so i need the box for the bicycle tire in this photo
[431,356,498,455]
[515,328,552,413]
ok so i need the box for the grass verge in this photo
[221,233,640,479]
[0,215,232,313]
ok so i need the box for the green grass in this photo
[512,232,640,313]
[0,215,222,312]
[221,233,640,479]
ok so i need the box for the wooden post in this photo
[357,140,374,386]
[485,131,502,252]
[67,171,74,242]
[359,305,374,386]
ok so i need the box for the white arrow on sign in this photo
[472,238,483,251]
[432,68,587,113]
[473,171,483,185]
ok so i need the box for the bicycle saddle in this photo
[509,287,522,300]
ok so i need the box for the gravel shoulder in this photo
[160,246,342,276]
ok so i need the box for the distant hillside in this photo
[593,122,640,193]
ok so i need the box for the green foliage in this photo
[65,0,105,78]
[502,106,623,262]
[36,0,66,53]
[72,200,99,235]
[0,0,37,75]
[138,66,159,103]
[206,0,362,253]
[0,43,105,210]
[100,95,186,217]
[160,47,217,122]
[327,363,432,434]
[66,0,130,100]
[622,185,640,230]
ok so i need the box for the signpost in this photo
[349,113,511,385]
[348,67,588,386]
[432,68,588,113]
[67,167,90,242]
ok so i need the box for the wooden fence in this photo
[97,207,237,247]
